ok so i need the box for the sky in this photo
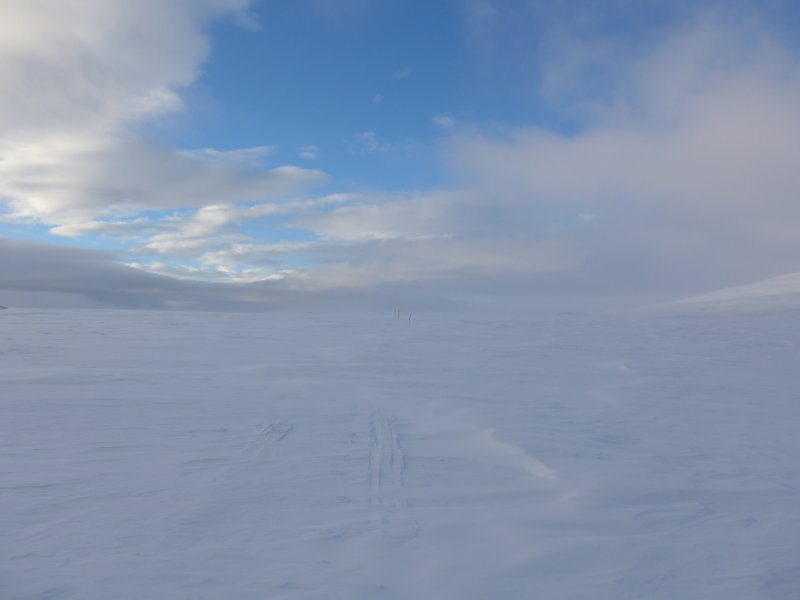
[2,0,800,310]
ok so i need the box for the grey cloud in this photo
[1,237,191,308]
[0,237,280,310]
[0,237,480,311]
[301,237,577,290]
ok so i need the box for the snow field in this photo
[1,307,799,598]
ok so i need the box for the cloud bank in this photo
[444,8,800,295]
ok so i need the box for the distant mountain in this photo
[673,272,800,308]
[0,305,6,310]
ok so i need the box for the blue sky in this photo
[174,1,527,191]
[193,2,461,184]
[2,0,800,309]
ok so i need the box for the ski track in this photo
[367,410,419,540]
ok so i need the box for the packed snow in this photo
[1,305,799,599]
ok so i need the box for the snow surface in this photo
[1,306,799,599]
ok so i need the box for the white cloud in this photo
[0,1,324,246]
[137,194,349,256]
[127,259,285,284]
[393,66,414,80]
[348,131,385,154]
[179,145,275,166]
[0,135,325,224]
[284,237,577,292]
[442,13,800,294]
[298,193,453,242]
[461,0,500,41]
[49,218,158,238]
[0,0,253,139]
[432,113,456,128]
[298,145,320,160]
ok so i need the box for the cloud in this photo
[1,136,324,224]
[432,113,456,128]
[49,218,159,238]
[282,4,800,302]
[136,194,348,258]
[4,0,800,308]
[298,145,320,160]
[179,145,275,166]
[298,193,454,242]
[282,189,582,295]
[442,9,800,294]
[460,0,501,43]
[0,1,324,256]
[0,0,253,140]
[295,237,576,292]
[0,236,307,309]
[36,193,352,289]
[393,66,414,80]
[0,236,225,309]
[347,131,391,154]
[0,0,337,298]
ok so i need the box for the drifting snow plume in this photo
[674,272,800,309]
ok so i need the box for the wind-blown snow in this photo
[674,272,800,308]
[1,306,799,599]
